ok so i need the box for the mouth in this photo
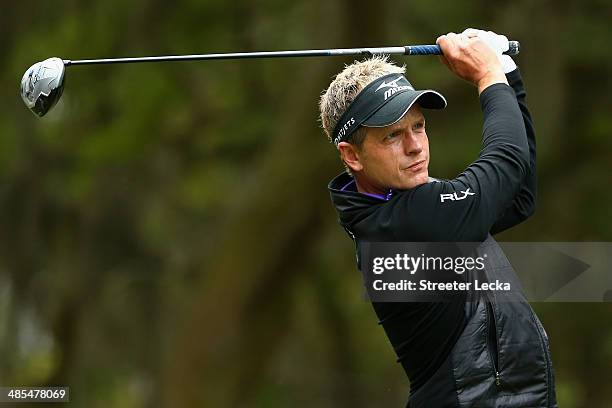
[404,160,426,172]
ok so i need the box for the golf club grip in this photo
[406,41,520,56]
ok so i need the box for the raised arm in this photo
[353,32,529,242]
[490,68,536,234]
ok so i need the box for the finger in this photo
[438,54,451,69]
[444,32,468,60]
[465,36,478,47]
[444,32,460,49]
[462,28,480,37]
[455,33,474,54]
[458,33,471,44]
[449,32,470,45]
[446,32,458,40]
[436,34,449,50]
[437,34,457,57]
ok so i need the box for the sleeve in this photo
[368,82,530,242]
[490,68,537,234]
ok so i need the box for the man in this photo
[320,29,557,407]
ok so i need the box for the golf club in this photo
[20,41,520,117]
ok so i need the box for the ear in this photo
[338,141,363,173]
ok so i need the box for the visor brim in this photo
[362,90,447,128]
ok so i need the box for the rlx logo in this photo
[440,188,476,203]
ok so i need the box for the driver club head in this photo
[20,57,66,117]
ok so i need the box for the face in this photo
[340,105,430,194]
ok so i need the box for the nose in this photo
[403,131,423,156]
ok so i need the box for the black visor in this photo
[332,73,446,146]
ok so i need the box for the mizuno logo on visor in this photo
[375,76,405,92]
[375,76,415,100]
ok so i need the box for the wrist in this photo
[477,69,508,94]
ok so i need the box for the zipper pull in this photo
[495,371,501,386]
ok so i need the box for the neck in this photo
[354,174,389,197]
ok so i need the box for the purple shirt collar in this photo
[340,179,394,201]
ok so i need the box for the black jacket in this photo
[328,69,557,407]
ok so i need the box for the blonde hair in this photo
[319,56,406,146]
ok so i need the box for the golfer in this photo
[321,29,557,407]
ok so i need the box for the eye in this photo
[413,121,425,131]
[384,130,402,141]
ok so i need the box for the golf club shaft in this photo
[64,42,520,66]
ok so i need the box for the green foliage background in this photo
[1,0,610,407]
